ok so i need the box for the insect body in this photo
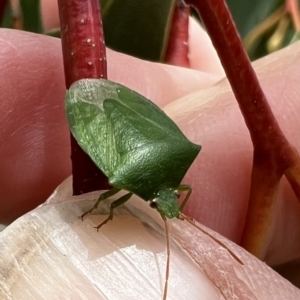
[66,78,201,225]
[65,79,244,299]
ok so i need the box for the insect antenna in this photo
[161,214,170,300]
[179,213,243,265]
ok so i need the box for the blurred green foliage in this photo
[20,0,42,33]
[0,2,11,28]
[226,0,282,37]
[101,0,176,61]
[226,0,297,60]
[0,0,298,61]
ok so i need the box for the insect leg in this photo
[81,187,121,220]
[180,214,244,265]
[177,185,192,211]
[95,192,133,231]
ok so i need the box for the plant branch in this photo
[58,0,110,195]
[165,0,190,67]
[185,0,300,257]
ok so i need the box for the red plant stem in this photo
[185,0,300,257]
[165,1,190,67]
[58,0,110,195]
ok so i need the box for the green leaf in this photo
[101,0,176,61]
[1,2,12,28]
[226,0,282,37]
[226,0,297,60]
[45,28,61,38]
[290,31,300,44]
[20,0,42,33]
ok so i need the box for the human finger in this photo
[0,29,221,224]
[1,180,299,300]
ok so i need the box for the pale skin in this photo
[0,0,300,295]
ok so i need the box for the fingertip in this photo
[188,17,225,75]
[40,0,60,31]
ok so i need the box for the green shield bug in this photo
[65,78,201,221]
[65,78,201,299]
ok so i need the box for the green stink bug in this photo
[65,78,201,299]
[65,78,201,225]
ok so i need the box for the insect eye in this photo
[174,190,180,199]
[150,199,158,209]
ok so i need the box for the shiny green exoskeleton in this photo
[65,78,201,227]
